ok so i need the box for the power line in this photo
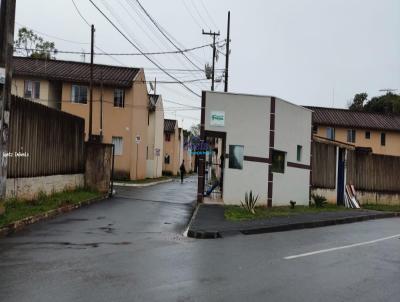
[14,42,213,56]
[71,0,91,27]
[134,0,204,71]
[15,22,89,45]
[190,0,211,29]
[88,0,201,97]
[199,0,218,29]
[164,99,201,109]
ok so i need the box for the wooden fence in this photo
[311,141,336,189]
[312,141,400,193]
[7,96,85,178]
[347,151,400,192]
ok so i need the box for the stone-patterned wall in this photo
[85,142,112,193]
[6,174,84,200]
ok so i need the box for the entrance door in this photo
[337,148,345,206]
[203,131,226,200]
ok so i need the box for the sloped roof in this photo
[13,56,140,88]
[305,106,400,132]
[164,119,177,133]
[148,94,160,111]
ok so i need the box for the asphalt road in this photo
[0,176,399,302]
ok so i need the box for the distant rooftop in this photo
[164,119,177,133]
[305,106,400,132]
[13,56,140,88]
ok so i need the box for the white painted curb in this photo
[114,179,174,187]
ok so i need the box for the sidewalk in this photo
[187,204,400,239]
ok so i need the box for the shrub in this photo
[312,194,327,208]
[241,190,259,214]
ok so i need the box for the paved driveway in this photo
[0,176,399,302]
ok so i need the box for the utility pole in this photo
[202,30,220,91]
[88,24,95,141]
[224,11,231,92]
[0,0,16,201]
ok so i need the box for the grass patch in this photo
[362,204,400,212]
[0,188,102,228]
[225,204,349,221]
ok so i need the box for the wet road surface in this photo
[1,176,399,302]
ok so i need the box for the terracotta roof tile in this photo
[13,56,140,88]
[305,106,400,132]
[164,119,177,133]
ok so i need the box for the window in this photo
[326,127,335,140]
[112,136,123,155]
[165,133,171,142]
[312,125,318,134]
[71,85,88,104]
[229,145,244,170]
[164,154,170,164]
[381,133,386,146]
[365,131,371,139]
[24,80,40,99]
[347,129,356,143]
[297,145,302,162]
[271,150,286,173]
[114,88,125,107]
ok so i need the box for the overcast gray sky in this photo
[15,0,400,129]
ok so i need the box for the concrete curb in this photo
[114,179,173,187]
[0,195,108,238]
[187,211,400,239]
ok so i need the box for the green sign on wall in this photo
[210,111,225,127]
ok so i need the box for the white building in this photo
[146,94,164,178]
[198,91,312,207]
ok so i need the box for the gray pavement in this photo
[1,176,400,302]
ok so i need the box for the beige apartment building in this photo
[12,56,163,180]
[146,94,164,178]
[163,119,183,175]
[306,106,400,156]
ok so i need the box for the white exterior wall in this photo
[146,97,164,178]
[6,174,85,200]
[204,91,312,206]
[273,100,312,206]
[204,92,270,205]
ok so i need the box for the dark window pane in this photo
[229,145,244,170]
[365,131,370,139]
[297,145,302,162]
[271,150,286,173]
[33,81,40,99]
[381,133,386,146]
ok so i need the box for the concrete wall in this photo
[85,142,112,193]
[204,92,270,205]
[6,174,84,200]
[146,96,164,178]
[273,99,312,205]
[316,126,400,156]
[311,188,400,206]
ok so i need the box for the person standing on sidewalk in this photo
[180,160,186,183]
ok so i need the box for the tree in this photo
[348,92,400,114]
[363,92,400,114]
[349,93,368,111]
[190,123,200,138]
[14,27,57,59]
